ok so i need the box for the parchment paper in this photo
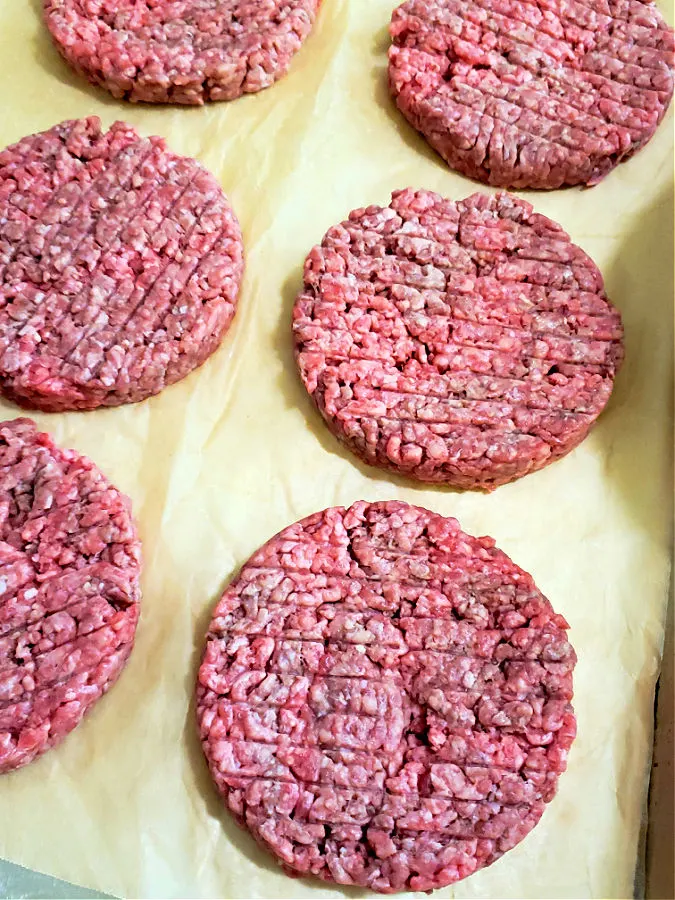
[0,1,672,898]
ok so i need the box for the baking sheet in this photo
[646,583,674,900]
[0,858,112,899]
[0,1,673,898]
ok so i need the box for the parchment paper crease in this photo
[0,1,672,898]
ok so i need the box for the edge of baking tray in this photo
[643,543,675,900]
[0,858,114,900]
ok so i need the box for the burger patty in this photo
[0,418,141,775]
[197,500,577,893]
[388,0,675,188]
[0,117,243,411]
[44,0,323,105]
[293,188,624,490]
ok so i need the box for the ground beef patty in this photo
[0,117,243,412]
[44,0,322,105]
[197,501,577,893]
[389,0,675,188]
[0,418,141,775]
[293,189,624,490]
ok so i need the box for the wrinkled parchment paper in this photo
[0,1,673,897]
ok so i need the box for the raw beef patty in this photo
[0,418,141,775]
[0,117,243,412]
[197,500,577,893]
[293,189,624,490]
[44,0,323,104]
[389,0,675,188]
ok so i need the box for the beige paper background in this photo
[0,1,672,897]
